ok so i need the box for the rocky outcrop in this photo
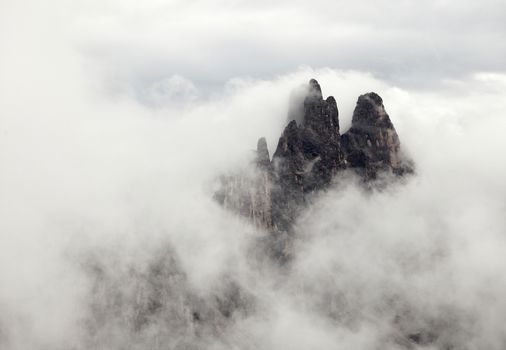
[341,92,413,179]
[270,79,346,232]
[213,138,274,230]
[215,79,413,235]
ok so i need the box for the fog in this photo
[1,0,506,349]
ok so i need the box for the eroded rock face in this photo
[213,138,274,230]
[216,79,413,235]
[270,79,346,232]
[341,92,413,179]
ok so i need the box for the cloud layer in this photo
[5,0,505,102]
[1,0,506,349]
[71,0,506,96]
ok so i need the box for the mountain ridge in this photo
[215,79,414,244]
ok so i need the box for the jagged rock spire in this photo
[351,92,392,127]
[341,92,413,179]
[256,137,270,169]
[307,78,323,100]
[273,79,345,189]
[216,80,413,237]
[269,79,347,232]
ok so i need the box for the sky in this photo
[2,0,505,104]
[1,0,506,349]
[76,0,506,94]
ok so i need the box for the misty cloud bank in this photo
[1,61,506,348]
[1,0,506,349]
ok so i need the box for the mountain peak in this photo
[307,78,323,100]
[341,92,413,178]
[216,80,414,240]
[351,92,392,128]
[256,137,270,168]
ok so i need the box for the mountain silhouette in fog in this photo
[215,79,414,242]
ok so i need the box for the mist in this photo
[1,0,506,349]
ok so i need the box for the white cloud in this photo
[1,0,506,349]
[141,75,199,107]
[66,0,506,95]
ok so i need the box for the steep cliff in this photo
[269,79,346,232]
[215,79,413,235]
[341,92,413,179]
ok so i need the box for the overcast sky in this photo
[2,0,505,105]
[77,0,506,88]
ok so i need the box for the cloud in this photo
[140,75,199,107]
[67,0,506,95]
[1,0,506,349]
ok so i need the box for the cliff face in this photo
[215,79,413,235]
[341,92,413,179]
[214,137,274,230]
[270,79,346,232]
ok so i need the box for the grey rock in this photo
[341,92,414,179]
[216,80,414,238]
[270,79,346,232]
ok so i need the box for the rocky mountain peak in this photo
[301,79,340,137]
[307,78,323,100]
[351,92,392,128]
[341,92,413,178]
[216,79,413,237]
[256,137,270,169]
